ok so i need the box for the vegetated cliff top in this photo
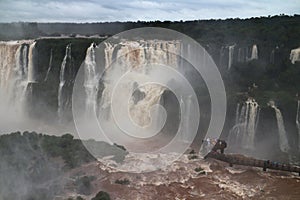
[0,131,127,200]
[0,14,299,43]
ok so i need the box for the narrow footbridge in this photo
[205,151,300,176]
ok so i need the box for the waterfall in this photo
[15,44,30,106]
[179,97,185,141]
[296,100,300,151]
[0,41,19,91]
[219,46,225,67]
[44,49,53,81]
[104,42,116,69]
[78,40,182,140]
[246,99,260,149]
[290,47,300,64]
[128,84,165,128]
[228,45,235,70]
[27,41,37,82]
[228,98,259,150]
[237,47,247,63]
[153,96,164,131]
[0,41,34,115]
[84,43,98,116]
[269,101,290,153]
[250,44,258,60]
[58,44,72,121]
[179,95,194,142]
[235,103,241,124]
[99,40,180,115]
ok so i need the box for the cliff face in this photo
[0,16,300,162]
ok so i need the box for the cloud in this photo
[0,0,299,22]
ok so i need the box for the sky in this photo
[0,0,299,22]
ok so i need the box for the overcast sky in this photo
[0,0,299,22]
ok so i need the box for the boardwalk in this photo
[205,151,300,176]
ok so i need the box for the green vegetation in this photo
[1,15,300,45]
[194,167,204,172]
[113,143,127,151]
[194,167,206,175]
[91,191,111,200]
[2,16,298,123]
[75,176,96,195]
[188,155,198,160]
[37,133,96,168]
[115,178,130,185]
[189,149,196,154]
[0,15,300,198]
[0,131,127,200]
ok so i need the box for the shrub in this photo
[188,155,198,160]
[91,191,111,200]
[115,178,130,185]
[194,167,204,172]
[75,176,95,195]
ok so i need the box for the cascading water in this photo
[228,45,235,70]
[0,41,34,113]
[0,40,36,132]
[296,100,300,151]
[84,43,99,117]
[27,41,37,83]
[153,95,163,131]
[269,101,290,153]
[228,98,260,150]
[250,44,258,60]
[270,46,280,64]
[44,49,53,81]
[15,44,29,103]
[179,95,194,142]
[104,42,116,69]
[290,47,300,64]
[128,84,165,129]
[85,40,182,139]
[99,40,180,124]
[58,44,73,121]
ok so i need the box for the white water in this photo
[27,41,37,82]
[79,40,186,142]
[179,95,194,142]
[228,45,235,69]
[104,42,116,69]
[0,40,35,132]
[44,49,53,81]
[269,101,290,153]
[99,40,180,128]
[250,44,258,60]
[228,98,260,150]
[15,44,29,103]
[128,84,165,128]
[84,43,98,117]
[58,44,72,120]
[235,103,241,124]
[290,47,300,64]
[296,100,300,151]
[0,41,33,111]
